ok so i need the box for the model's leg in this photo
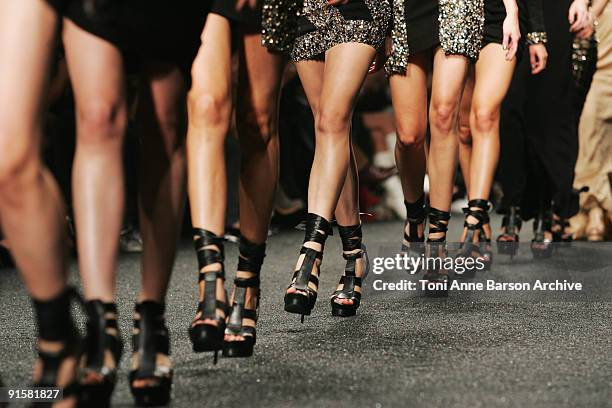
[465,43,516,241]
[187,14,232,357]
[223,30,284,352]
[285,43,375,318]
[137,63,187,303]
[0,2,77,406]
[389,52,429,245]
[457,67,475,192]
[63,21,127,302]
[428,49,470,240]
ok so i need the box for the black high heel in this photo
[331,224,369,317]
[531,210,553,259]
[31,288,82,407]
[223,238,266,358]
[129,301,172,407]
[497,206,522,258]
[79,301,123,407]
[284,213,332,322]
[189,228,227,363]
[552,214,573,246]
[422,208,451,296]
[459,199,493,271]
[401,195,426,255]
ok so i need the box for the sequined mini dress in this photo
[386,0,485,75]
[291,0,391,62]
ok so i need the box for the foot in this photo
[286,241,322,297]
[224,269,258,343]
[33,339,79,408]
[332,246,366,307]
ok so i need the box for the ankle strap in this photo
[33,287,80,342]
[303,213,332,245]
[237,238,266,274]
[428,207,450,235]
[133,301,169,380]
[463,199,491,228]
[404,195,426,223]
[193,228,225,270]
[337,224,362,252]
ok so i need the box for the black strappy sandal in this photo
[189,228,227,362]
[497,206,522,258]
[331,224,369,317]
[79,301,123,406]
[31,288,81,408]
[223,238,266,358]
[129,301,172,407]
[531,210,553,259]
[459,199,493,271]
[401,195,426,254]
[284,213,332,322]
[552,214,573,246]
[423,208,451,296]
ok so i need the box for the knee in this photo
[76,101,127,147]
[239,100,276,148]
[395,118,425,149]
[430,102,456,134]
[457,121,472,146]
[187,88,231,130]
[315,108,350,139]
[0,135,38,200]
[471,106,499,135]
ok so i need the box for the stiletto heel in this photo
[223,238,266,358]
[401,195,426,255]
[189,229,227,361]
[79,301,123,406]
[129,301,172,407]
[497,206,522,258]
[331,224,369,317]
[459,199,493,271]
[531,210,553,259]
[422,208,451,296]
[31,288,81,407]
[284,213,332,321]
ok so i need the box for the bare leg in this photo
[0,2,75,406]
[287,43,375,299]
[463,44,516,241]
[458,66,475,193]
[137,63,187,302]
[187,14,233,328]
[428,48,470,240]
[389,52,430,240]
[63,21,127,302]
[225,31,285,343]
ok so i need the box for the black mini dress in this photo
[45,0,210,76]
[211,0,262,27]
[404,0,439,55]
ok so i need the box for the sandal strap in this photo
[303,213,332,245]
[463,199,491,229]
[132,301,169,380]
[84,300,122,371]
[337,224,362,252]
[237,238,266,273]
[193,228,225,272]
[404,195,426,223]
[292,247,321,292]
[428,207,451,237]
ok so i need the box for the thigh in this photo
[430,47,469,107]
[472,43,516,111]
[320,43,376,116]
[62,19,126,115]
[237,32,285,114]
[389,52,430,129]
[0,0,58,142]
[295,60,325,116]
[189,14,232,101]
[139,63,186,131]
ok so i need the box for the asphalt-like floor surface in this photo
[1,216,611,407]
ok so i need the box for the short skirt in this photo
[211,0,262,26]
[483,0,528,50]
[404,0,439,55]
[48,0,210,75]
[291,0,391,62]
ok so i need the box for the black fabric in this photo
[32,288,76,342]
[483,0,530,54]
[211,0,262,26]
[62,0,210,76]
[404,0,439,55]
[337,1,374,21]
[498,0,591,220]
